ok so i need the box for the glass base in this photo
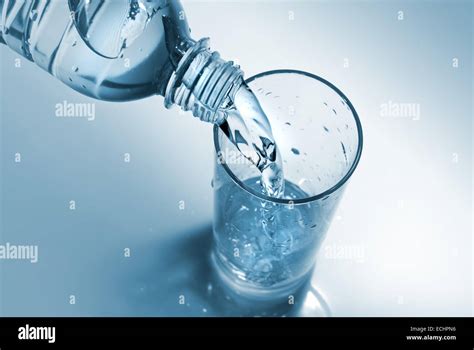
[211,250,313,301]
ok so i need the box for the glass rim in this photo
[213,69,364,205]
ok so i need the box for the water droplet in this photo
[81,84,86,89]
[323,102,328,106]
[291,148,300,155]
[332,108,337,115]
[323,126,330,132]
[71,40,77,47]
[210,179,214,188]
[310,224,317,228]
[341,142,348,165]
[265,91,272,96]
[29,10,38,21]
[68,77,73,82]
[72,66,79,72]
[285,122,291,126]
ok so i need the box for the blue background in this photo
[0,0,472,316]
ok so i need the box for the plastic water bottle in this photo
[0,0,285,195]
[0,0,245,124]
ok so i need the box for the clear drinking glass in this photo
[212,70,363,299]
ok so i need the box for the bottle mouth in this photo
[164,38,243,124]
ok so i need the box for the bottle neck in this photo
[164,38,243,124]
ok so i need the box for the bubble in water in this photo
[242,241,257,258]
[227,205,256,234]
[271,230,293,256]
[261,162,284,198]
